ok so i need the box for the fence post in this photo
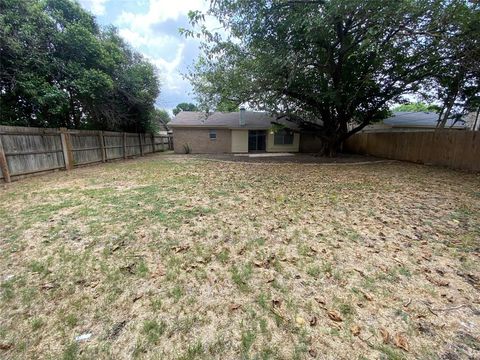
[99,131,106,162]
[151,133,156,153]
[123,133,127,159]
[0,135,11,183]
[138,133,144,156]
[60,128,74,170]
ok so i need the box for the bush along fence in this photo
[344,130,480,172]
[0,125,173,183]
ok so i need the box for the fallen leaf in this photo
[0,343,12,350]
[132,293,143,302]
[380,327,390,343]
[353,268,365,277]
[173,245,189,253]
[314,297,326,305]
[40,283,57,290]
[350,324,361,336]
[309,316,317,326]
[394,333,409,352]
[308,349,317,357]
[272,299,282,308]
[426,274,449,287]
[327,310,342,322]
[229,303,241,311]
[360,289,373,301]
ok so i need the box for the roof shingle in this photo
[169,111,299,129]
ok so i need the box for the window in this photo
[274,129,294,145]
[209,129,217,140]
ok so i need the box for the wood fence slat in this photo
[99,131,106,162]
[60,128,74,170]
[0,135,11,182]
[123,132,127,159]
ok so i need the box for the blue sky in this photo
[78,0,211,113]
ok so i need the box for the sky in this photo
[78,0,211,113]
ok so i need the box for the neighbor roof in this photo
[384,112,467,128]
[170,111,299,129]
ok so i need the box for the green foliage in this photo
[392,103,441,113]
[173,102,198,116]
[0,0,160,132]
[186,0,479,155]
[155,108,171,124]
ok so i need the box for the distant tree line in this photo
[0,0,160,133]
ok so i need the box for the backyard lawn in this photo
[0,154,479,359]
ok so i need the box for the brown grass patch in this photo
[1,154,479,359]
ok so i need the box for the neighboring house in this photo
[169,108,301,154]
[156,119,171,136]
[362,111,468,132]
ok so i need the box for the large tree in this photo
[186,0,478,155]
[172,102,198,116]
[0,0,160,132]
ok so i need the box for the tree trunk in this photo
[473,106,480,131]
[438,97,455,129]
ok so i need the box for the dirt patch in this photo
[1,153,479,359]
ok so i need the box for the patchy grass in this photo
[0,154,479,359]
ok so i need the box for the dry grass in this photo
[0,154,479,360]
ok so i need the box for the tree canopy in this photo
[0,0,160,132]
[186,0,480,155]
[172,102,198,116]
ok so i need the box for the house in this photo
[156,118,172,136]
[361,111,468,132]
[169,108,301,154]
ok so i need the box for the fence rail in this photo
[0,125,172,182]
[344,130,480,172]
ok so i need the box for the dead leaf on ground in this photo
[132,293,143,302]
[394,333,409,352]
[40,283,57,290]
[173,245,189,253]
[327,310,342,322]
[308,349,317,357]
[0,343,13,350]
[272,299,282,308]
[380,327,390,343]
[353,268,366,277]
[314,297,326,305]
[359,289,373,301]
[350,324,361,336]
[309,316,317,326]
[426,274,449,287]
[229,303,241,311]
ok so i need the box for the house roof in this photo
[170,111,299,130]
[384,112,467,128]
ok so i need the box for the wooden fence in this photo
[0,125,172,182]
[344,130,480,172]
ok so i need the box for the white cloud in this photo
[78,0,109,16]
[116,0,208,30]
[112,0,220,109]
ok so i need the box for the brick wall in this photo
[172,128,232,153]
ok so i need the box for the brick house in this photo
[170,108,302,154]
